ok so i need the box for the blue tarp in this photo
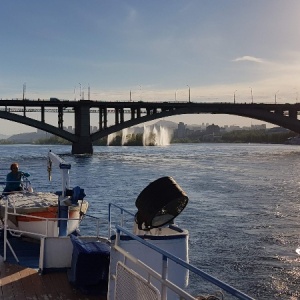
[68,235,110,295]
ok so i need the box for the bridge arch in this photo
[91,105,300,142]
[0,111,77,142]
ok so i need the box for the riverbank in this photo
[0,128,297,146]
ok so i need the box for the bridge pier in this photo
[72,104,93,155]
[72,137,93,155]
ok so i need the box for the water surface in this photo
[0,143,299,299]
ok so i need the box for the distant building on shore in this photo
[174,122,268,139]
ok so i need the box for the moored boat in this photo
[0,151,88,239]
[0,191,88,238]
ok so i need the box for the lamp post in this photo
[275,90,279,104]
[294,88,298,103]
[234,90,237,104]
[175,90,177,101]
[79,83,82,100]
[187,85,190,103]
[22,83,26,100]
[250,87,253,104]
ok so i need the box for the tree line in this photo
[0,128,296,146]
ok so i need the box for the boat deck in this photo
[0,257,106,300]
[0,232,107,300]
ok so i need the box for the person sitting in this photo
[2,163,30,195]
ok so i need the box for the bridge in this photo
[0,99,300,154]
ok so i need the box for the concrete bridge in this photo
[0,99,300,154]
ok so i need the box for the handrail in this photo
[3,201,82,263]
[115,225,255,300]
[108,202,135,237]
[0,175,32,193]
[6,212,82,222]
[107,203,254,299]
[0,181,21,184]
[113,241,195,300]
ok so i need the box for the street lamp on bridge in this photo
[22,83,26,101]
[139,85,142,101]
[250,87,253,103]
[234,90,237,104]
[79,83,82,100]
[275,90,279,104]
[187,85,190,103]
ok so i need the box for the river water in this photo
[0,143,300,299]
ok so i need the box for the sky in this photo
[1,0,300,134]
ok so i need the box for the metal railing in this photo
[2,199,82,263]
[108,203,255,300]
[0,176,33,194]
[1,201,255,299]
[108,202,135,237]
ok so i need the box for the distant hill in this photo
[0,134,9,140]
[128,120,177,134]
[4,121,178,143]
[7,131,51,143]
[152,120,178,129]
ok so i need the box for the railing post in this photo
[115,227,120,247]
[3,200,19,263]
[39,237,45,273]
[161,255,168,300]
[96,218,100,237]
[3,199,8,261]
[120,209,124,227]
[108,203,112,238]
[46,219,48,236]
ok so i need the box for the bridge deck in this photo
[1,100,300,154]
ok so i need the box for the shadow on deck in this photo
[0,232,106,300]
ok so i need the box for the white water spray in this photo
[143,125,172,146]
[122,128,128,145]
[158,126,171,145]
[107,126,172,146]
[121,128,135,145]
[107,132,117,145]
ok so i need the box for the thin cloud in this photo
[233,56,265,63]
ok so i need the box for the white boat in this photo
[0,192,88,238]
[0,151,88,239]
[0,152,254,300]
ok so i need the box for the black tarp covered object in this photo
[135,176,189,230]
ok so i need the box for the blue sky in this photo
[1,0,300,133]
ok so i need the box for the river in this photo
[0,143,299,299]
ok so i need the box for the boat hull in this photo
[8,203,88,239]
[0,192,88,239]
